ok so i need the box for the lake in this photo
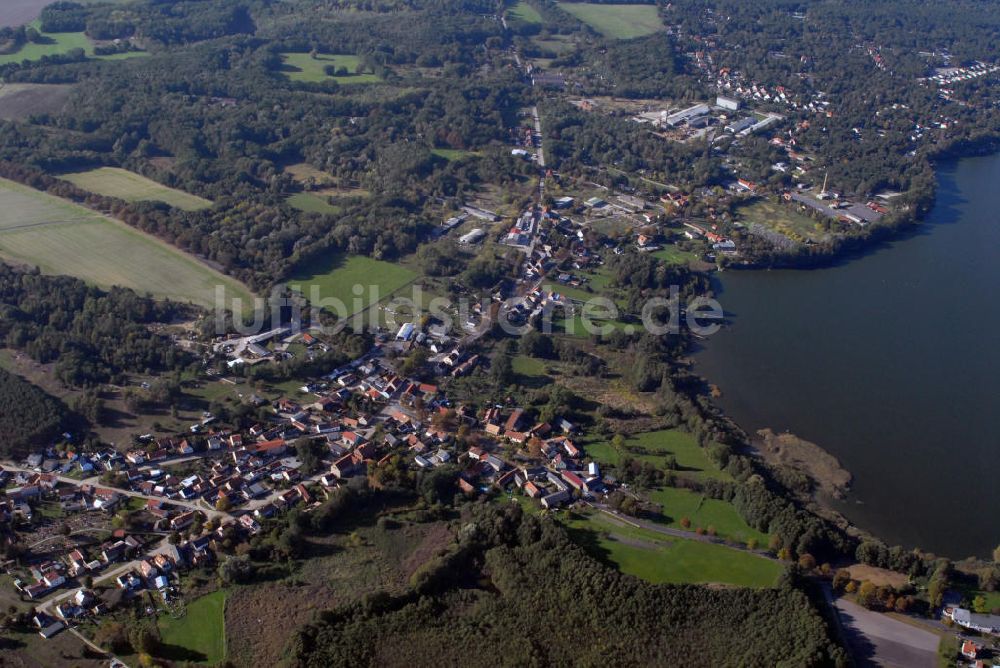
[0,1,50,28]
[694,153,1000,559]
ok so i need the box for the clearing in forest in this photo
[557,3,663,39]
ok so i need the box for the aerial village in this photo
[1,315,610,643]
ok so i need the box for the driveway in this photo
[830,594,939,667]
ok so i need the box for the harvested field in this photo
[60,167,212,211]
[0,83,74,120]
[0,177,253,309]
[844,563,910,588]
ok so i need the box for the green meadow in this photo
[157,590,227,664]
[280,53,380,84]
[557,3,663,39]
[585,428,730,481]
[288,253,418,316]
[286,192,342,214]
[509,1,543,24]
[562,511,780,587]
[646,486,769,544]
[652,244,697,265]
[0,22,148,65]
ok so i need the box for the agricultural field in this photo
[158,590,227,665]
[288,253,418,317]
[0,22,147,65]
[508,1,543,24]
[736,198,829,243]
[0,82,73,120]
[0,177,254,309]
[561,511,781,587]
[557,3,663,39]
[645,486,769,544]
[585,428,730,481]
[280,52,381,84]
[60,167,213,211]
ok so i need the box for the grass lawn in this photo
[512,354,547,378]
[554,312,636,337]
[548,268,612,299]
[509,1,543,23]
[652,244,697,265]
[585,428,730,481]
[288,253,418,317]
[955,584,1000,612]
[532,36,576,55]
[562,511,780,587]
[60,167,212,211]
[0,177,254,310]
[646,486,768,544]
[286,192,342,215]
[431,148,480,161]
[280,53,380,84]
[158,590,226,665]
[0,22,147,65]
[736,199,828,243]
[557,3,663,39]
[35,501,63,519]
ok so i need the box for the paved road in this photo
[531,105,545,169]
[823,586,939,668]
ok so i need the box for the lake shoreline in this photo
[692,148,1000,560]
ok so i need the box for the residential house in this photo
[541,489,570,509]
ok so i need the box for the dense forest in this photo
[290,503,847,667]
[0,264,190,387]
[0,367,73,455]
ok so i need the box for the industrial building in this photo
[716,95,740,111]
[725,117,756,133]
[459,228,486,244]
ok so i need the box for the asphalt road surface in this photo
[831,595,939,667]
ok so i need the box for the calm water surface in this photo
[694,154,1000,559]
